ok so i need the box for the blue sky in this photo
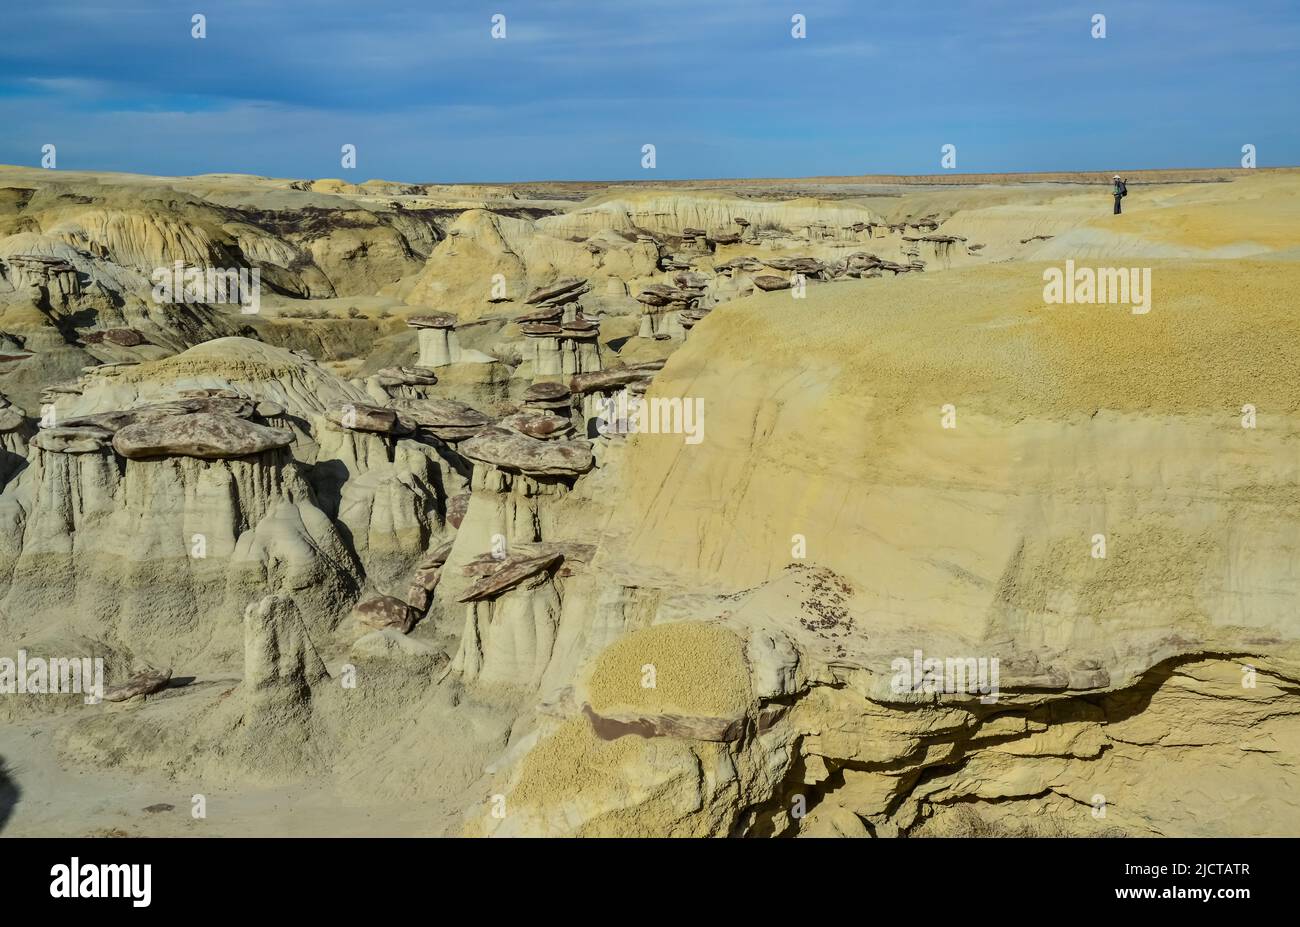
[1,0,1297,182]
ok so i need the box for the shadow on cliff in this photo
[0,757,20,834]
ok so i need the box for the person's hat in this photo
[1113,174,1122,179]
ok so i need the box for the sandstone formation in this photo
[112,413,294,459]
[1,164,1297,842]
[459,426,594,477]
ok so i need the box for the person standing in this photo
[1112,174,1128,214]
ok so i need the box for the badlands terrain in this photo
[0,163,1296,837]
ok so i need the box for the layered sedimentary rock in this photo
[516,317,603,380]
[0,393,33,486]
[437,414,597,607]
[471,257,1300,836]
[314,406,464,590]
[0,424,359,670]
[112,412,294,459]
[2,166,1298,840]
[452,550,565,687]
[409,313,497,367]
[394,397,493,443]
[569,361,665,437]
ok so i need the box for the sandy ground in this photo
[0,705,462,837]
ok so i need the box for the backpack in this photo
[1120,181,1128,197]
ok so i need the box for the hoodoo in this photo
[0,155,1296,843]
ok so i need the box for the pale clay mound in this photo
[0,166,1297,838]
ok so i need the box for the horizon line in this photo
[3,163,1298,188]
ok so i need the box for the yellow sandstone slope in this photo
[474,179,1300,837]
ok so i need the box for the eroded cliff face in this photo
[0,166,1296,837]
[464,258,1300,837]
[464,575,1299,837]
